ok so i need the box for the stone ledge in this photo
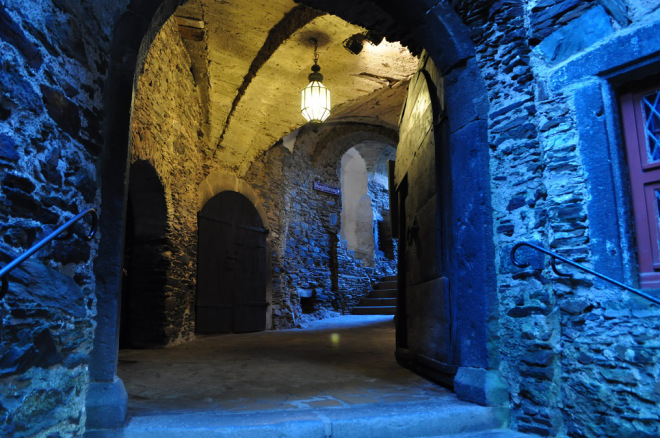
[89,399,507,438]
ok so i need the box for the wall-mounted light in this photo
[301,38,331,123]
[343,30,385,55]
[364,30,384,46]
[343,34,364,55]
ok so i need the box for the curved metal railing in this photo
[511,241,660,306]
[0,207,97,298]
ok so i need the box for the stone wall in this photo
[0,0,127,435]
[447,0,660,436]
[369,179,397,272]
[130,16,206,345]
[533,3,660,437]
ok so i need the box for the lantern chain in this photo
[311,38,319,66]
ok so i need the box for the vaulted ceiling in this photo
[172,0,418,175]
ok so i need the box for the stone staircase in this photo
[353,275,397,315]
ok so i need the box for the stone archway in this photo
[337,141,397,268]
[199,171,270,229]
[91,0,492,429]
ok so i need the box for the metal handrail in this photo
[511,241,660,306]
[0,207,97,298]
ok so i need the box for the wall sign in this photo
[314,181,340,196]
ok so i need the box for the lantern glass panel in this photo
[301,80,331,122]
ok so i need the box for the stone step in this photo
[368,288,397,298]
[89,399,510,438]
[353,305,396,315]
[374,280,397,290]
[380,275,397,282]
[359,297,397,307]
[352,276,398,316]
[425,430,539,438]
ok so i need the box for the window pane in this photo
[642,91,660,162]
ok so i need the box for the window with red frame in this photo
[620,82,660,289]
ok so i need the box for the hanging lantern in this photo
[301,38,331,123]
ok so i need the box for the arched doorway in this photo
[120,160,169,348]
[196,191,268,333]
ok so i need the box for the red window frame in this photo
[620,82,660,289]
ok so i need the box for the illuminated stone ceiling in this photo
[173,0,418,175]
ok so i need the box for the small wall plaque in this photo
[314,181,340,196]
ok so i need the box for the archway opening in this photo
[373,145,397,262]
[339,143,398,271]
[120,160,169,349]
[116,1,423,415]
[340,147,373,266]
[93,0,494,431]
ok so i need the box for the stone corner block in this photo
[85,377,128,431]
[454,367,509,407]
[538,5,613,63]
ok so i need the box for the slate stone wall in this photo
[446,0,660,436]
[369,179,397,271]
[0,0,128,435]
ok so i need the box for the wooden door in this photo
[393,69,456,386]
[196,191,267,333]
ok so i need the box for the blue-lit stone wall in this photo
[0,0,128,435]
[446,0,660,436]
[368,179,398,272]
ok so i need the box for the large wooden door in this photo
[196,191,267,333]
[393,68,456,386]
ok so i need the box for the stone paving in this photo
[118,315,455,415]
[112,315,522,437]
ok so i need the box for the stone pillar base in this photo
[85,377,128,432]
[454,367,509,407]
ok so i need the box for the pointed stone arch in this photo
[91,0,491,430]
